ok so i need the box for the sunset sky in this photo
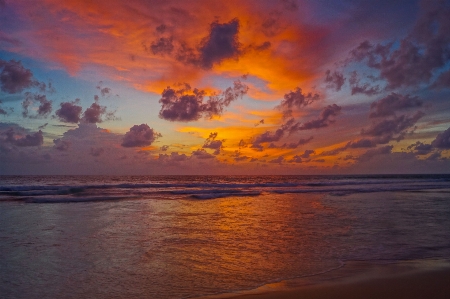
[1,0,450,174]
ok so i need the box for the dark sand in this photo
[200,260,450,299]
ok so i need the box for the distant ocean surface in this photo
[1,175,450,299]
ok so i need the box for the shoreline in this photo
[196,259,450,299]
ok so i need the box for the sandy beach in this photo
[202,260,450,299]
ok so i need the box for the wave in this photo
[1,176,449,203]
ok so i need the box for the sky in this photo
[0,0,450,175]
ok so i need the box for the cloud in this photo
[21,93,52,118]
[348,2,450,89]
[347,138,378,148]
[159,80,248,122]
[150,37,174,55]
[121,124,161,148]
[431,126,450,149]
[202,132,223,155]
[160,145,169,151]
[158,152,188,164]
[2,127,43,147]
[369,93,423,118]
[278,87,319,118]
[198,19,241,69]
[325,70,345,91]
[82,102,117,123]
[90,147,104,157]
[432,69,450,89]
[358,145,393,161]
[295,104,342,130]
[288,155,303,163]
[349,71,380,96]
[0,59,38,94]
[268,136,313,149]
[269,156,284,164]
[407,141,433,155]
[362,111,425,141]
[53,138,71,151]
[55,100,83,123]
[191,148,215,159]
[300,149,315,159]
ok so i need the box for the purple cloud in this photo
[90,147,104,157]
[431,127,450,149]
[198,19,241,69]
[21,93,52,118]
[191,148,215,159]
[325,70,345,91]
[53,138,71,151]
[407,141,433,155]
[278,87,319,118]
[3,128,43,147]
[296,104,342,130]
[151,37,174,55]
[55,100,83,123]
[359,145,393,161]
[159,80,248,122]
[121,124,161,148]
[203,132,223,155]
[83,102,117,123]
[0,59,37,94]
[369,93,423,118]
[348,2,450,89]
[362,111,425,141]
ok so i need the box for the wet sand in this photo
[202,260,450,299]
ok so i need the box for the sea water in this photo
[1,175,450,298]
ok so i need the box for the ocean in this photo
[1,175,450,298]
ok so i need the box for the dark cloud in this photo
[159,80,248,122]
[38,123,48,129]
[203,132,223,155]
[90,147,104,157]
[21,93,52,118]
[55,100,83,123]
[346,138,377,148]
[254,41,271,51]
[269,156,284,164]
[432,69,450,89]
[278,87,319,118]
[82,102,117,123]
[158,152,188,164]
[160,145,169,151]
[349,71,380,96]
[197,19,241,69]
[53,138,71,151]
[431,127,450,149]
[100,87,111,97]
[296,104,342,130]
[121,124,161,148]
[151,37,174,55]
[0,59,38,94]
[300,149,315,159]
[191,148,215,159]
[325,70,345,91]
[0,108,7,115]
[348,2,450,89]
[407,141,433,155]
[288,155,303,163]
[261,11,284,37]
[269,136,313,149]
[362,111,425,141]
[358,145,393,161]
[156,24,167,34]
[369,93,423,118]
[2,128,43,147]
